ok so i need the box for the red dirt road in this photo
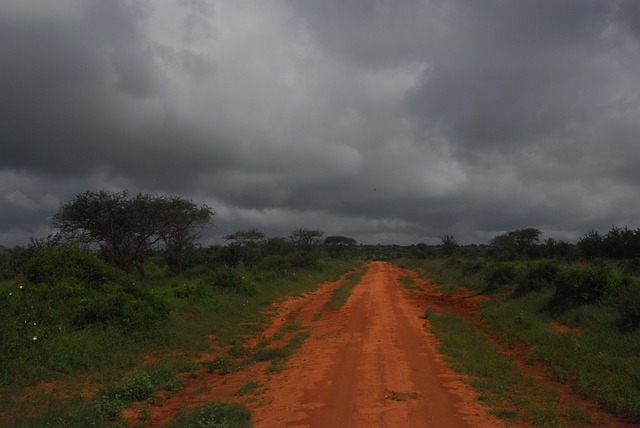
[252,262,498,427]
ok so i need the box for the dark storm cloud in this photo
[2,0,640,246]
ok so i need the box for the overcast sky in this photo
[2,0,640,247]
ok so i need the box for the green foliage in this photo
[209,268,256,295]
[236,381,262,396]
[440,234,459,257]
[515,260,560,295]
[427,311,567,426]
[259,255,291,272]
[324,235,357,258]
[414,255,640,420]
[489,228,542,260]
[288,251,320,269]
[579,226,640,260]
[409,243,433,259]
[614,280,640,331]
[323,268,367,311]
[483,262,519,292]
[100,369,154,402]
[550,265,615,310]
[53,190,213,275]
[19,240,121,286]
[0,243,168,385]
[165,401,252,428]
[73,282,169,329]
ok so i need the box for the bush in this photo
[615,281,640,331]
[483,263,519,292]
[288,251,320,269]
[165,401,252,428]
[210,269,256,295]
[516,260,560,295]
[20,243,120,286]
[259,255,291,272]
[102,369,155,402]
[551,265,615,310]
[73,282,169,329]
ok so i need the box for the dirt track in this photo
[251,262,498,427]
[130,260,635,427]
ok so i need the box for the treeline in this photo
[37,190,359,278]
[407,226,640,262]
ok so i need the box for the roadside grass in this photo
[321,266,368,312]
[236,381,263,396]
[312,266,368,321]
[164,401,252,428]
[424,310,591,427]
[0,258,361,427]
[412,256,640,422]
[264,331,311,374]
[482,291,640,419]
[395,258,473,293]
[399,275,418,290]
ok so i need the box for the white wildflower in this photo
[32,336,37,341]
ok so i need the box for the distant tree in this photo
[53,190,213,275]
[490,228,542,260]
[224,229,266,269]
[490,233,517,260]
[261,237,292,257]
[289,228,324,252]
[510,227,542,257]
[410,243,431,259]
[578,226,640,260]
[324,235,357,258]
[440,234,459,257]
[540,237,574,259]
[161,197,214,273]
[577,230,604,259]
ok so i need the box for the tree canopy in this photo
[53,190,213,274]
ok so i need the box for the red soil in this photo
[250,261,498,427]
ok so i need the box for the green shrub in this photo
[259,255,291,272]
[516,260,560,295]
[615,281,640,331]
[73,282,169,329]
[461,260,486,276]
[483,263,519,292]
[20,243,120,286]
[288,251,320,269]
[551,265,615,310]
[103,369,155,402]
[210,268,256,295]
[165,401,252,428]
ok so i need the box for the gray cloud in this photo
[2,0,640,247]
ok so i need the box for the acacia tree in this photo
[224,229,266,268]
[53,190,213,275]
[161,196,214,273]
[289,228,324,252]
[490,227,542,260]
[324,235,357,258]
[440,234,459,257]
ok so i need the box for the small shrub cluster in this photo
[209,268,256,295]
[165,401,252,428]
[0,243,169,383]
[549,265,615,310]
[483,263,518,292]
[515,260,560,295]
[614,281,640,331]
